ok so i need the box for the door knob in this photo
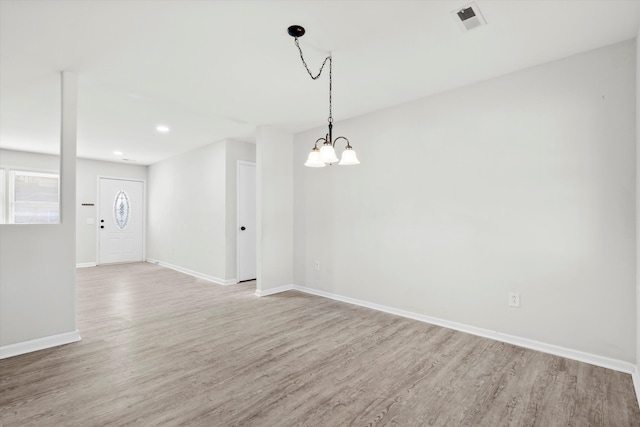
[240,226,246,231]
[100,225,104,229]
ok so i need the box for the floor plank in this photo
[1,262,638,426]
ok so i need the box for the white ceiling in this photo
[1,0,639,165]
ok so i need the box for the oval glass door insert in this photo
[113,190,130,230]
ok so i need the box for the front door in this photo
[98,178,144,264]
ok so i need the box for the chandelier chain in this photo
[293,37,332,122]
[329,57,332,122]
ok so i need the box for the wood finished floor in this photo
[1,263,638,426]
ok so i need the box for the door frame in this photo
[236,160,256,282]
[96,176,146,266]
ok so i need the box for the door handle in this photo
[100,225,104,229]
[240,226,246,231]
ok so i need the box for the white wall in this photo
[147,139,255,283]
[0,149,59,171]
[0,72,78,352]
[294,40,636,362]
[636,27,640,371]
[76,158,147,266]
[147,140,226,280]
[256,126,293,294]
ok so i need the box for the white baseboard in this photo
[255,284,294,297]
[146,259,237,286]
[0,330,81,360]
[76,262,97,268]
[632,367,640,408]
[260,284,636,376]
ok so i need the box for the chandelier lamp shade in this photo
[287,25,360,167]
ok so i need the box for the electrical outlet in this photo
[509,292,520,308]
[314,261,320,271]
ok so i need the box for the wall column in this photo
[635,30,640,396]
[255,126,294,294]
[0,71,79,358]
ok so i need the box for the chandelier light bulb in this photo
[320,142,339,164]
[304,147,326,167]
[338,147,360,165]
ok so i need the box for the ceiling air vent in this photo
[452,2,487,32]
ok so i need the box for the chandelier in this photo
[287,25,360,167]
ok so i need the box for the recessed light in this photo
[113,151,123,156]
[156,125,170,133]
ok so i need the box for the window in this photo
[113,190,130,229]
[8,170,60,224]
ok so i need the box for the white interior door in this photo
[237,162,256,282]
[98,178,144,264]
